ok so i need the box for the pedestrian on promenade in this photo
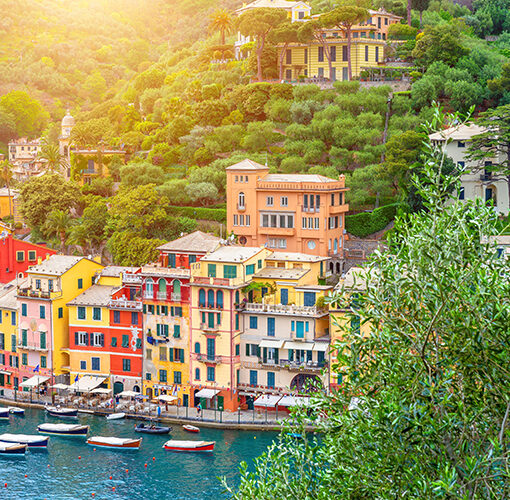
[197,402,202,417]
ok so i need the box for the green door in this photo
[183,394,189,407]
[0,374,4,387]
[113,381,124,395]
[217,395,224,411]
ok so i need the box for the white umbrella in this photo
[51,383,69,390]
[90,387,112,395]
[158,395,178,403]
[118,390,139,398]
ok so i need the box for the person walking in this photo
[197,402,202,418]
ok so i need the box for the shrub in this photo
[167,205,226,223]
[346,203,403,237]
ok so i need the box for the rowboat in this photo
[163,440,215,452]
[0,441,27,455]
[135,424,171,435]
[0,433,49,448]
[182,424,200,433]
[8,407,25,416]
[106,412,125,421]
[87,436,142,449]
[0,408,10,420]
[46,407,78,418]
[38,423,89,436]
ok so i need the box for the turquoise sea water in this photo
[0,408,277,499]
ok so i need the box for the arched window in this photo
[194,342,201,354]
[216,290,224,309]
[207,289,215,308]
[195,368,200,380]
[158,279,166,299]
[238,192,245,208]
[172,279,181,300]
[333,239,338,254]
[235,291,240,304]
[199,289,206,307]
[145,278,153,298]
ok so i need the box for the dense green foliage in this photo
[345,202,404,237]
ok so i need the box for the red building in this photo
[0,233,56,284]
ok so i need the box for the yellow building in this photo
[0,188,18,219]
[17,256,104,386]
[189,245,270,412]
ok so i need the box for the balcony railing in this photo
[17,288,58,299]
[109,298,142,310]
[200,322,220,332]
[238,302,328,316]
[123,274,142,284]
[278,359,327,371]
[144,292,154,299]
[192,276,231,287]
[18,343,48,352]
[157,292,167,300]
[301,206,320,213]
[195,353,223,364]
[237,203,246,211]
[171,293,181,301]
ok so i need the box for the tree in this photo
[40,140,69,177]
[238,8,288,82]
[241,121,278,152]
[0,109,16,143]
[157,179,192,206]
[412,0,430,27]
[323,5,370,81]
[0,160,14,221]
[209,9,233,45]
[185,182,219,206]
[270,22,302,81]
[43,209,74,251]
[107,231,165,266]
[120,161,166,187]
[225,108,510,498]
[0,91,49,138]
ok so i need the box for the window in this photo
[39,305,45,319]
[365,45,369,62]
[280,196,288,207]
[145,279,153,298]
[195,368,200,380]
[122,359,131,372]
[385,17,388,25]
[195,342,201,354]
[246,264,255,275]
[40,332,46,350]
[58,307,63,319]
[131,312,138,325]
[76,331,88,346]
[238,192,245,208]
[41,355,47,369]
[235,344,240,356]
[35,279,41,289]
[48,279,53,292]
[223,265,237,279]
[249,316,258,329]
[233,214,238,226]
[148,305,154,314]
[91,357,100,371]
[199,289,206,307]
[207,338,216,360]
[189,255,196,264]
[10,311,15,326]
[16,251,24,262]
[207,264,216,278]
[146,372,151,381]
[331,45,337,62]
[172,279,181,300]
[91,332,103,347]
[122,335,129,348]
[207,366,215,382]
[318,46,324,62]
[21,303,27,317]
[78,278,83,289]
[267,372,275,388]
[174,371,182,384]
[77,307,86,320]
[28,250,36,261]
[173,325,180,338]
[267,317,275,337]
[111,337,117,347]
[11,335,16,353]
[159,370,167,383]
[375,46,379,62]
[266,196,274,206]
[113,310,120,323]
[249,370,258,386]
[93,308,101,321]
[267,238,286,249]
[285,49,292,64]
[458,141,465,148]
[80,360,86,370]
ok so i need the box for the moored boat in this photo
[163,440,215,452]
[46,407,78,418]
[8,407,25,416]
[0,441,27,455]
[0,433,49,448]
[0,409,10,421]
[182,424,199,433]
[38,423,89,436]
[87,436,141,449]
[135,423,171,435]
[106,412,125,421]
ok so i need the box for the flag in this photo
[172,385,178,396]
[74,374,80,382]
[33,365,39,373]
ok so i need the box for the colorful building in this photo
[7,138,41,163]
[226,159,349,263]
[238,252,331,407]
[17,256,104,388]
[0,188,19,220]
[0,233,56,284]
[189,245,270,412]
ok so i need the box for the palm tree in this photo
[209,9,233,45]
[40,140,69,177]
[44,209,74,252]
[0,160,14,223]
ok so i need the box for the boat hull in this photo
[182,425,199,433]
[163,441,215,453]
[106,413,125,421]
[0,442,27,455]
[38,425,89,436]
[0,434,49,448]
[8,407,25,416]
[46,408,78,418]
[87,438,141,449]
[135,426,171,435]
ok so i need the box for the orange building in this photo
[226,159,349,260]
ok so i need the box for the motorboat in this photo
[106,412,125,421]
[182,424,200,433]
[135,423,171,435]
[8,407,25,416]
[0,441,27,455]
[0,433,49,448]
[0,408,10,420]
[87,436,142,449]
[38,423,89,436]
[46,407,78,418]
[163,440,215,452]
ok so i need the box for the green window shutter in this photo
[156,324,161,335]
[40,332,46,350]
[180,349,184,363]
[173,325,180,338]
[143,304,146,314]
[111,337,117,347]
[169,348,174,362]
[170,306,174,317]
[164,324,169,336]
[136,338,142,349]
[246,344,250,356]
[122,335,129,347]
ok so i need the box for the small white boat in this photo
[106,412,126,421]
[0,433,48,448]
[163,439,215,452]
[87,436,141,449]
[182,424,200,433]
[38,423,89,436]
[0,441,27,455]
[0,408,10,420]
[46,406,78,418]
[8,407,25,416]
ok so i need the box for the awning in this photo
[158,395,178,403]
[284,341,314,351]
[20,375,50,388]
[277,396,311,407]
[194,389,220,399]
[69,376,106,393]
[0,370,10,376]
[254,395,282,407]
[51,383,70,390]
[313,342,329,352]
[259,339,285,349]
[118,390,139,398]
[90,387,112,395]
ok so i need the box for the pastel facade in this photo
[8,138,41,163]
[429,124,510,215]
[226,159,349,259]
[0,188,19,220]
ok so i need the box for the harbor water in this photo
[0,407,277,499]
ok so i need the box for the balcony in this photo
[239,302,328,317]
[192,276,231,287]
[144,292,154,299]
[258,226,295,236]
[237,203,246,211]
[109,298,142,311]
[277,359,327,371]
[18,343,48,352]
[195,353,223,364]
[171,293,181,302]
[157,292,167,300]
[123,274,142,284]
[329,203,349,214]
[301,206,320,213]
[200,322,220,333]
[17,287,59,299]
